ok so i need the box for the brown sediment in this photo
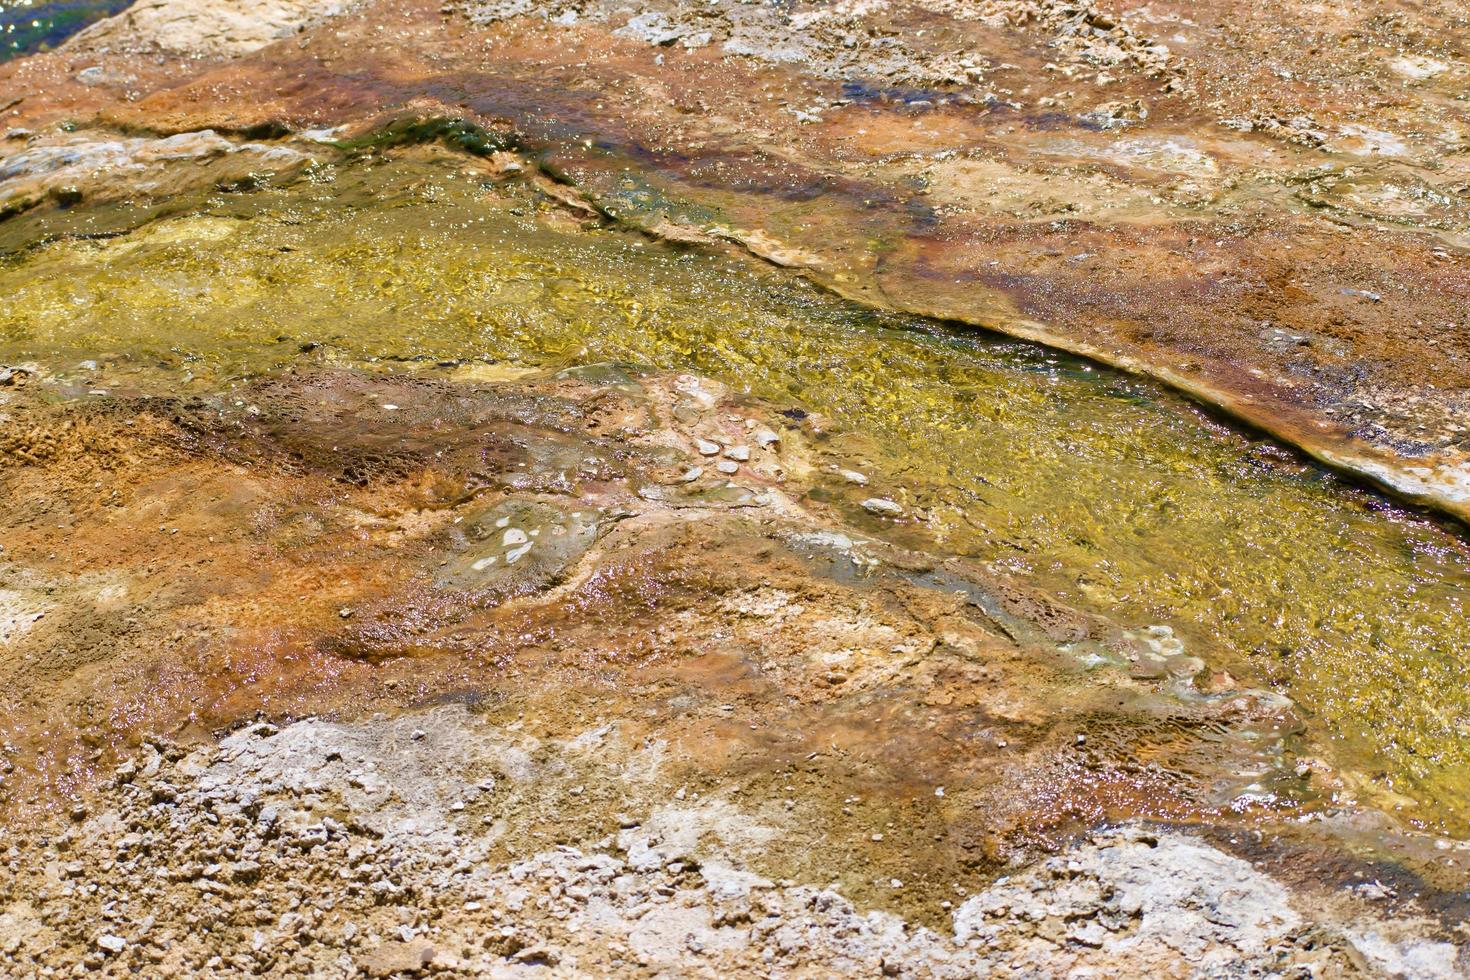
[6,362,1465,957]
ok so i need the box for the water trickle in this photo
[2,155,1468,830]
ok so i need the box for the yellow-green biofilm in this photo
[3,157,1469,831]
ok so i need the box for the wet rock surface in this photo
[0,359,1466,974]
[1,0,1467,518]
[3,159,1467,829]
[1,0,1470,975]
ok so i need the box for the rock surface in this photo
[0,358,1463,975]
[65,0,361,58]
[1,2,1469,976]
[1,705,1461,977]
[1,0,1467,519]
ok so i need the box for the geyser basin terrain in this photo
[0,148,1465,974]
[0,0,1468,974]
[4,154,1470,832]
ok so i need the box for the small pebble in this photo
[695,439,721,456]
[716,460,740,475]
[861,497,903,517]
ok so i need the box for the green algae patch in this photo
[3,156,1470,832]
[329,116,520,158]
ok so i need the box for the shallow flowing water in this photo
[0,0,129,59]
[3,154,1468,831]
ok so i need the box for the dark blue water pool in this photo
[2,0,132,62]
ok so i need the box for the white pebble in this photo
[861,497,903,517]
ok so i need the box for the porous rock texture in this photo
[3,706,1461,977]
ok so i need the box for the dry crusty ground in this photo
[1,0,1469,519]
[2,706,1462,978]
